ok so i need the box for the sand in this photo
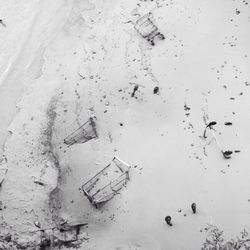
[0,0,250,249]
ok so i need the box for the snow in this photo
[0,0,250,249]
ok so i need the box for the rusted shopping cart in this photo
[81,157,131,208]
[134,12,165,46]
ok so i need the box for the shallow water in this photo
[0,0,73,155]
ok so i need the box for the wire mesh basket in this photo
[64,117,98,146]
[82,157,131,208]
[134,12,165,45]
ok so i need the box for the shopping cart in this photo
[64,117,98,146]
[134,12,165,45]
[81,157,131,208]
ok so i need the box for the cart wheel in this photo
[159,34,165,40]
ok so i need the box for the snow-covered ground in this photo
[0,0,250,249]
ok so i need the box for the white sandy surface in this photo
[0,0,250,249]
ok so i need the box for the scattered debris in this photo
[31,175,46,186]
[0,168,8,187]
[222,150,233,159]
[153,86,159,94]
[203,121,217,138]
[203,122,233,159]
[82,157,131,208]
[78,73,85,80]
[131,84,139,97]
[165,216,172,226]
[202,225,250,250]
[40,233,51,249]
[4,234,11,243]
[235,9,241,15]
[0,19,6,27]
[0,201,4,210]
[34,221,41,229]
[34,180,46,186]
[108,132,113,142]
[64,116,98,146]
[134,12,165,46]
[184,103,191,117]
[191,203,196,214]
[32,222,88,249]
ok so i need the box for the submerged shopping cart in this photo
[64,117,98,146]
[134,12,165,46]
[81,157,131,208]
